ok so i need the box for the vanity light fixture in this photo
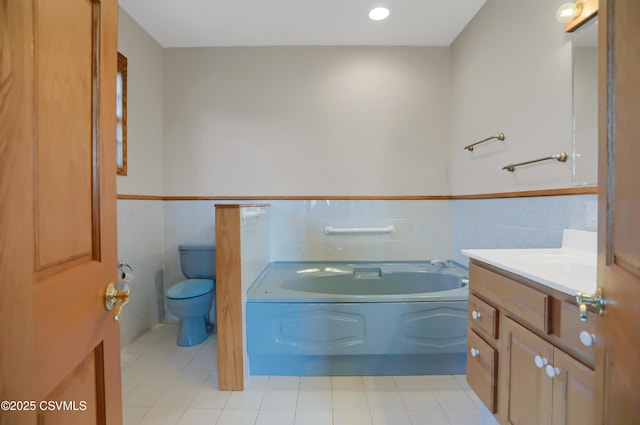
[556,2,581,23]
[369,7,390,21]
[556,0,598,32]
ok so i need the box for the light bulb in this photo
[369,7,390,21]
[556,2,580,23]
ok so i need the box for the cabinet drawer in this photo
[469,294,498,339]
[470,264,550,333]
[467,329,498,413]
[557,302,596,367]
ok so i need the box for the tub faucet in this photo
[430,259,456,270]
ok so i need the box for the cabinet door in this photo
[467,329,498,412]
[503,318,553,425]
[551,348,595,425]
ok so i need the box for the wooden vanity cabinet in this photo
[466,260,595,425]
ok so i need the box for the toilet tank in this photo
[178,245,216,279]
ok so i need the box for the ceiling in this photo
[118,0,488,48]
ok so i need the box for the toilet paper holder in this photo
[118,261,132,271]
[118,261,134,281]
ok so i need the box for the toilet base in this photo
[177,317,215,347]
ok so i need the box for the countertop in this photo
[462,229,597,296]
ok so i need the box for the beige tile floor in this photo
[121,324,480,425]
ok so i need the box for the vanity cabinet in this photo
[466,260,595,425]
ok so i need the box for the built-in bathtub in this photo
[246,261,469,376]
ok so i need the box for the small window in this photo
[116,52,127,176]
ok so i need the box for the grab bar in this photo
[464,132,506,151]
[325,225,396,235]
[501,152,568,172]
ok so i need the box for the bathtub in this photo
[246,261,469,376]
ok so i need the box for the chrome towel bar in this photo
[502,152,568,172]
[464,132,506,151]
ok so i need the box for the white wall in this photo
[121,1,589,198]
[449,0,574,195]
[163,47,451,197]
[117,8,165,195]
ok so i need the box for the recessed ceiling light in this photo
[369,7,390,21]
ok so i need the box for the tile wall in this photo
[116,194,597,348]
[240,208,271,291]
[450,195,598,266]
[268,200,451,262]
[240,207,272,383]
[117,200,166,347]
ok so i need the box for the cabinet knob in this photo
[534,355,548,369]
[545,364,561,378]
[579,330,596,347]
[470,348,480,357]
[472,310,481,320]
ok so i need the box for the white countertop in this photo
[462,229,597,296]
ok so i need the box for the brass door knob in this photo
[104,282,131,321]
[575,287,605,321]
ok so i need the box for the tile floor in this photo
[121,324,481,425]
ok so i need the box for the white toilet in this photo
[165,245,216,346]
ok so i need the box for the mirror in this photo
[116,52,128,176]
[571,18,598,186]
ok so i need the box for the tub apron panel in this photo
[247,301,468,375]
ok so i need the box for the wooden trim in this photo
[215,206,244,391]
[451,186,597,199]
[117,187,597,201]
[92,1,102,261]
[121,195,453,200]
[116,52,127,176]
[116,194,165,200]
[214,203,271,208]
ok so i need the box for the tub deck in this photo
[247,261,469,302]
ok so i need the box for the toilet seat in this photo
[167,279,214,299]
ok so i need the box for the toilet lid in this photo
[167,279,214,299]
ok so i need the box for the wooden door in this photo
[502,318,553,425]
[1,1,120,424]
[596,0,640,424]
[551,348,595,425]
